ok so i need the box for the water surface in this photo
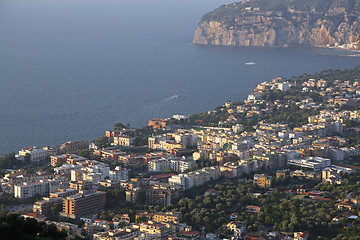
[0,0,359,154]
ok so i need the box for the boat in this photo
[245,61,256,65]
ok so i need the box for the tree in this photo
[114,123,126,130]
[24,153,31,164]
[136,216,148,223]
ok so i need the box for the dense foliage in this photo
[0,153,23,170]
[151,172,360,239]
[0,214,67,240]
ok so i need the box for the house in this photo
[229,212,238,220]
[112,214,130,224]
[294,232,308,240]
[245,205,262,213]
[337,200,354,211]
[227,221,246,236]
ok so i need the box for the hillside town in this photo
[1,67,360,240]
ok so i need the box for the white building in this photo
[232,124,244,133]
[188,166,220,187]
[172,115,188,121]
[84,173,104,183]
[174,133,197,148]
[168,174,194,189]
[109,167,129,181]
[148,158,171,172]
[71,169,85,182]
[86,164,110,178]
[14,181,50,199]
[288,157,331,171]
[277,82,290,91]
[16,147,48,162]
[247,94,260,102]
[170,158,195,173]
[322,167,342,184]
[54,164,82,175]
[113,135,135,146]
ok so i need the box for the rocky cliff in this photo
[193,0,360,48]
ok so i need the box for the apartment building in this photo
[109,167,129,181]
[136,211,181,223]
[168,174,194,189]
[113,135,135,146]
[51,155,67,167]
[288,157,331,171]
[61,191,106,219]
[60,141,89,154]
[16,147,48,162]
[146,184,181,206]
[14,181,50,199]
[253,174,272,188]
[170,158,195,173]
[148,158,170,172]
[33,197,63,216]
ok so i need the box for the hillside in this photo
[193,0,360,48]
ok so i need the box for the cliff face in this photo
[193,0,360,47]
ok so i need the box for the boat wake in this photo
[161,94,178,102]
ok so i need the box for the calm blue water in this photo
[0,0,359,155]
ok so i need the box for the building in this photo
[60,141,89,154]
[337,200,354,211]
[50,188,78,198]
[61,191,106,219]
[170,158,196,173]
[64,154,88,164]
[93,149,126,161]
[54,222,82,237]
[16,147,48,162]
[173,228,201,240]
[245,205,262,213]
[109,167,129,181]
[33,197,63,216]
[135,211,181,223]
[138,221,172,239]
[288,157,331,171]
[276,169,290,179]
[148,158,171,172]
[99,179,121,189]
[168,174,194,189]
[322,167,343,184]
[113,135,135,146]
[146,184,181,206]
[227,221,246,238]
[277,81,290,91]
[14,181,50,199]
[112,214,131,224]
[93,228,140,240]
[54,164,82,175]
[253,174,272,188]
[148,119,168,129]
[125,188,140,203]
[50,155,67,167]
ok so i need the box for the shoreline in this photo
[194,43,360,57]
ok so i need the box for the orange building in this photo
[148,119,168,129]
[51,155,67,167]
[61,191,106,219]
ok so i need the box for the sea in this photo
[0,0,359,155]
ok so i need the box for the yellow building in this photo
[253,174,272,188]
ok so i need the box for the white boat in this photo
[245,61,256,65]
